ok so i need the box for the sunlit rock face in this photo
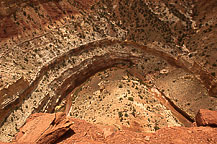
[0,0,217,142]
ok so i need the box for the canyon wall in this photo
[0,0,217,142]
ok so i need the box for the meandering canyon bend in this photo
[0,0,217,143]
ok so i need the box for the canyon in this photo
[0,0,217,143]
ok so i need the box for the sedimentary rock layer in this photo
[0,0,217,142]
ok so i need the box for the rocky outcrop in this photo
[15,112,73,144]
[196,109,217,127]
[0,77,29,126]
[0,0,217,142]
[1,112,216,144]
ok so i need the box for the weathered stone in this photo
[15,112,74,144]
[9,113,217,143]
[196,109,217,126]
[0,0,217,142]
[1,112,217,144]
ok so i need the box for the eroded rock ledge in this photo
[1,110,217,144]
[0,0,217,142]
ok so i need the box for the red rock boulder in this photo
[196,109,217,126]
[14,112,74,144]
